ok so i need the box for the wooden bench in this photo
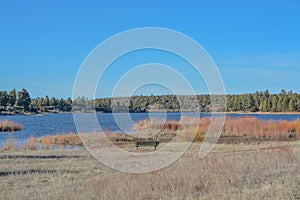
[135,141,160,150]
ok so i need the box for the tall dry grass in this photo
[1,136,17,151]
[132,116,300,142]
[90,145,297,199]
[222,116,300,140]
[0,143,298,199]
[0,120,23,132]
[24,136,36,150]
[131,117,205,142]
[1,135,37,151]
[131,117,201,131]
[2,116,299,151]
[37,132,83,146]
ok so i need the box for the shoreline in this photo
[226,111,300,115]
[1,111,300,116]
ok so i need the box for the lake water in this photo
[1,112,300,147]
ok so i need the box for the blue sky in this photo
[0,1,299,98]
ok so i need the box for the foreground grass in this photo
[0,141,299,199]
[0,120,23,132]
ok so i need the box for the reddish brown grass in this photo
[24,136,37,150]
[221,116,300,140]
[132,116,300,142]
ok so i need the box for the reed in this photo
[0,120,23,132]
[37,132,83,146]
[24,136,37,150]
[132,116,300,142]
[222,116,300,140]
[1,137,17,151]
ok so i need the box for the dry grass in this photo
[24,136,36,150]
[1,116,299,199]
[0,120,23,132]
[91,144,297,199]
[1,137,17,151]
[1,135,37,151]
[133,116,300,142]
[36,132,136,148]
[0,141,299,199]
[36,132,83,147]
[2,116,300,152]
[222,116,300,140]
[131,117,204,142]
[132,117,199,132]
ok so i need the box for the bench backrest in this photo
[135,141,159,146]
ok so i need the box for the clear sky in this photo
[1,0,299,98]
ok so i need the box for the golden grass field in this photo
[0,141,299,199]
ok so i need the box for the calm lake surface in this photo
[1,112,300,146]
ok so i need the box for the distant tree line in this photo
[0,88,72,114]
[226,89,300,112]
[75,89,300,113]
[0,88,299,114]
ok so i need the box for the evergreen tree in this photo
[0,91,8,108]
[16,88,31,111]
[50,97,58,107]
[270,95,278,112]
[8,88,17,106]
[288,97,297,112]
[45,96,50,106]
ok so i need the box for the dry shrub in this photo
[24,135,36,150]
[0,120,23,132]
[176,128,203,142]
[106,132,135,143]
[193,129,204,142]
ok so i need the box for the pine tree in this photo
[0,91,8,108]
[16,89,31,111]
[8,88,17,106]
[45,96,50,106]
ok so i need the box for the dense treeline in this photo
[68,89,300,113]
[0,88,72,114]
[226,90,300,112]
[0,88,299,114]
